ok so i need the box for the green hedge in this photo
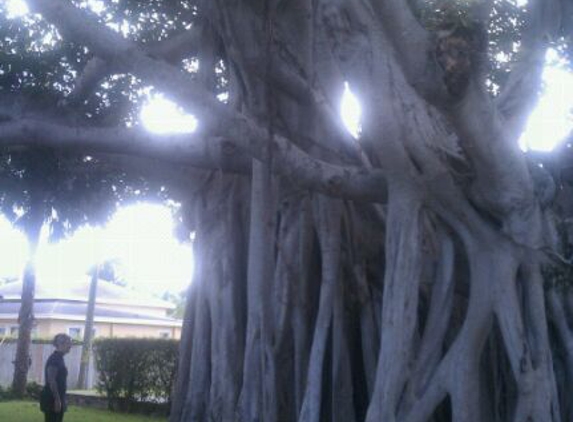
[0,382,42,401]
[94,338,179,412]
[0,338,82,345]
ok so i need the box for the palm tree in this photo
[11,200,43,396]
[77,265,99,390]
[78,259,122,389]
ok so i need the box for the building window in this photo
[68,327,82,340]
[10,326,19,337]
[159,331,171,339]
[0,327,6,337]
[31,327,38,339]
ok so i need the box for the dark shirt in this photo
[41,351,68,412]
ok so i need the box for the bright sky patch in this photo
[519,51,573,152]
[141,95,198,134]
[5,0,28,18]
[0,204,194,295]
[341,82,362,139]
[0,217,28,280]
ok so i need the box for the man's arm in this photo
[46,366,62,413]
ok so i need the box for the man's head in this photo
[53,333,73,354]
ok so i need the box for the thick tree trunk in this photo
[170,271,199,422]
[298,196,343,422]
[238,159,278,422]
[365,189,423,422]
[177,175,249,422]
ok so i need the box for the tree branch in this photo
[34,0,368,165]
[65,26,204,105]
[64,57,110,106]
[147,26,203,63]
[25,0,387,202]
[448,83,541,246]
[0,117,387,202]
[371,0,442,100]
[0,118,245,169]
[547,288,573,388]
[21,1,288,139]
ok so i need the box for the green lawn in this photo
[0,401,165,422]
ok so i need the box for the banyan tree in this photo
[1,0,573,421]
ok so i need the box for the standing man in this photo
[40,334,72,422]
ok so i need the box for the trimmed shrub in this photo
[0,338,82,345]
[94,338,179,412]
[25,382,43,400]
[0,383,43,401]
[0,385,12,401]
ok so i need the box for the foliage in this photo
[0,337,82,344]
[0,401,165,421]
[0,0,185,242]
[88,258,127,287]
[0,382,43,401]
[94,338,179,411]
[161,290,186,319]
[0,144,174,242]
[24,382,42,400]
[0,276,18,286]
[413,0,531,93]
[0,385,11,401]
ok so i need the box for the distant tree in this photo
[98,259,127,287]
[0,276,18,286]
[77,255,148,389]
[3,150,54,397]
[162,290,187,319]
[77,263,100,390]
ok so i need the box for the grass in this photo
[0,401,165,422]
